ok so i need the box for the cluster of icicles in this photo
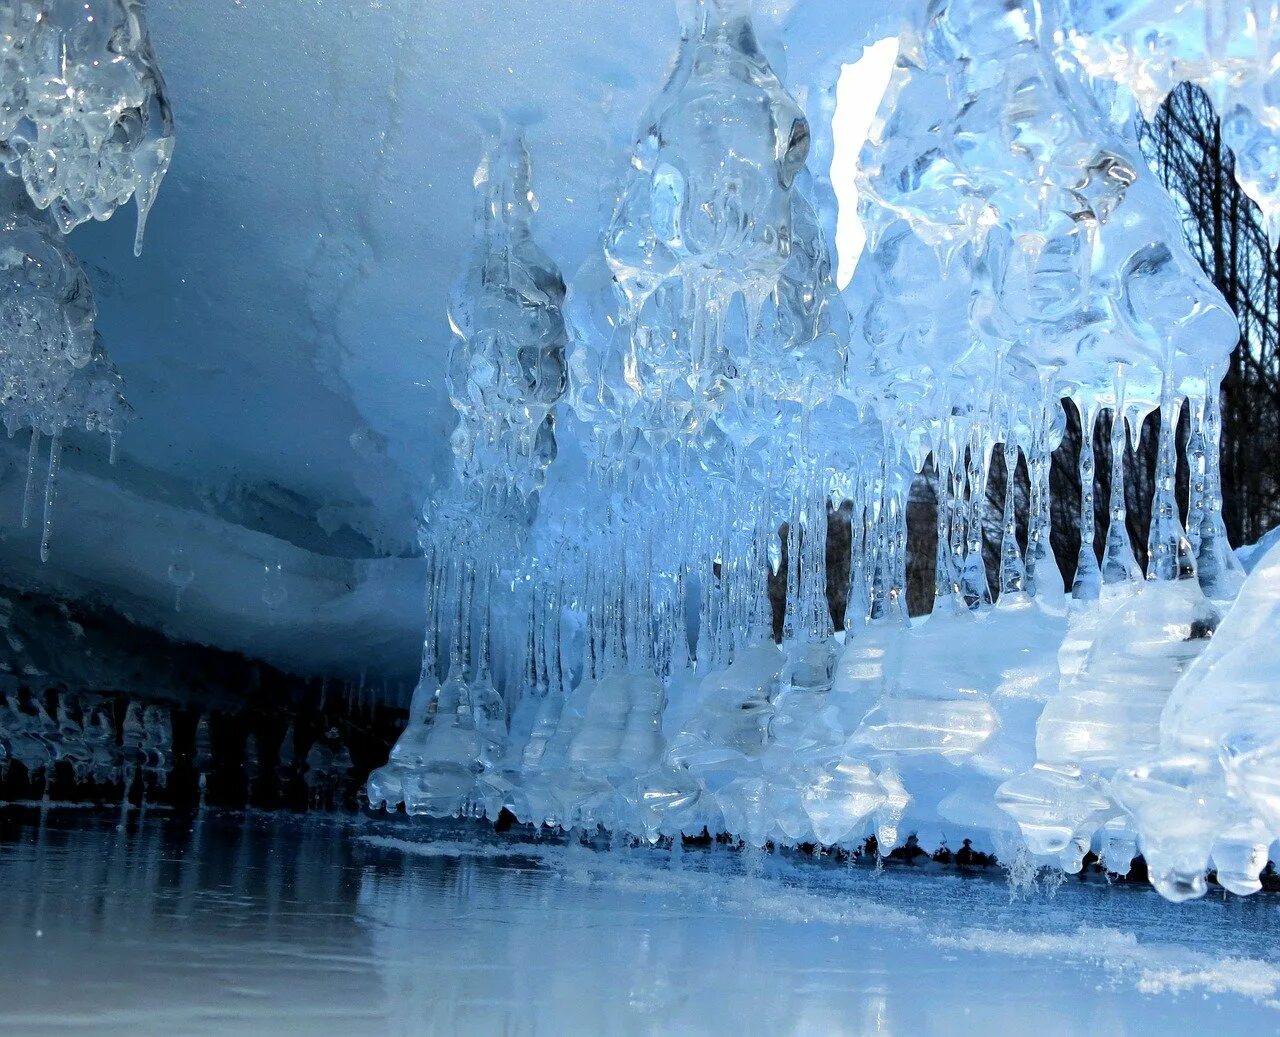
[1,689,174,801]
[371,0,1280,902]
[1064,0,1280,251]
[0,1,173,559]
[372,381,1263,903]
[0,691,361,812]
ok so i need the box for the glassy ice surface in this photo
[3,809,1280,1036]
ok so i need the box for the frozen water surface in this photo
[1,809,1279,1035]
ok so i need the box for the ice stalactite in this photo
[998,438,1026,598]
[39,427,60,562]
[21,428,39,529]
[1072,403,1102,601]
[1101,378,1142,587]
[1189,361,1245,604]
[369,127,568,817]
[0,689,175,795]
[446,128,567,505]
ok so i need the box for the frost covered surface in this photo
[3,811,1280,1034]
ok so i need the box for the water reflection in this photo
[0,809,1277,1035]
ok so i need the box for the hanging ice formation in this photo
[446,130,568,507]
[0,688,173,794]
[1,175,133,560]
[367,128,568,817]
[368,0,1280,904]
[0,2,172,558]
[0,0,174,254]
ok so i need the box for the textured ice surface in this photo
[0,173,131,559]
[1107,538,1280,900]
[0,175,96,427]
[1063,0,1280,247]
[447,130,566,503]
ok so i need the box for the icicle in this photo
[998,435,1026,597]
[1194,362,1244,602]
[39,430,62,563]
[800,471,832,641]
[1025,388,1062,606]
[1102,370,1142,586]
[889,479,910,617]
[844,482,870,634]
[1146,361,1196,583]
[1185,392,1208,560]
[933,451,957,610]
[549,579,566,700]
[960,427,992,611]
[1072,401,1102,601]
[782,489,801,643]
[948,436,967,604]
[21,430,40,530]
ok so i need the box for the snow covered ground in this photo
[1,808,1278,1034]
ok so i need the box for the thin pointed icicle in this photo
[949,442,966,604]
[933,453,959,612]
[960,429,992,612]
[40,430,63,564]
[22,430,40,530]
[1101,408,1141,585]
[1072,401,1102,601]
[1024,393,1062,607]
[1185,393,1208,560]
[889,484,910,618]
[1146,363,1196,583]
[1194,364,1245,602]
[782,492,802,643]
[1102,371,1142,586]
[998,436,1026,598]
[845,490,870,634]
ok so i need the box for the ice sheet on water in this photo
[358,824,1280,1012]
